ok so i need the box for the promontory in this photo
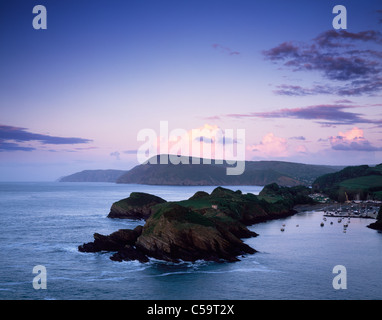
[79,184,315,263]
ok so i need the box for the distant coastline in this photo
[59,156,343,187]
[59,169,127,183]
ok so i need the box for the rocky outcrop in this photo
[79,185,315,263]
[135,203,256,262]
[110,245,149,263]
[79,201,257,263]
[367,206,382,231]
[107,192,166,219]
[367,220,382,231]
[78,226,143,253]
[78,226,149,262]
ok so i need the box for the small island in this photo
[79,184,315,263]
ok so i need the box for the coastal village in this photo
[309,192,381,219]
[278,192,381,234]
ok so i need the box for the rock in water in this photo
[107,192,166,219]
[135,203,256,263]
[80,203,256,263]
[110,245,149,263]
[79,185,314,263]
[368,206,382,231]
[78,226,142,252]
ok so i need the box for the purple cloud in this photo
[289,136,306,141]
[331,140,382,152]
[123,149,138,155]
[273,84,332,96]
[263,41,299,60]
[264,30,382,96]
[194,136,214,144]
[0,125,92,145]
[314,30,382,48]
[334,99,354,104]
[252,105,363,123]
[0,141,35,152]
[217,136,239,144]
[110,151,121,160]
[265,35,380,81]
[273,79,382,97]
[329,127,382,152]
[225,104,382,126]
[0,124,92,152]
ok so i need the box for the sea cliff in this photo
[79,184,315,263]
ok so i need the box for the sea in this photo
[0,182,381,300]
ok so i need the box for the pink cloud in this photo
[329,127,382,151]
[141,123,244,161]
[295,145,308,154]
[248,133,288,157]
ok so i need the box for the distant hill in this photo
[59,170,127,182]
[116,155,343,187]
[312,164,382,201]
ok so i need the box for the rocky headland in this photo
[59,169,127,182]
[79,184,315,263]
[108,192,167,220]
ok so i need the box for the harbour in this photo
[323,202,380,219]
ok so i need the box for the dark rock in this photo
[367,206,382,231]
[78,226,142,253]
[110,245,149,263]
[107,192,166,220]
[80,184,315,263]
[367,220,382,231]
[135,203,257,263]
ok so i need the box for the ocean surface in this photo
[0,182,381,300]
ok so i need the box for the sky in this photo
[1,0,382,181]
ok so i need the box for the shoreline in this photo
[293,203,328,213]
[294,202,379,220]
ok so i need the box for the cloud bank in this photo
[0,124,93,152]
[329,127,382,152]
[225,104,382,126]
[263,30,382,96]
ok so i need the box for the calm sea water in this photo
[0,182,381,300]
